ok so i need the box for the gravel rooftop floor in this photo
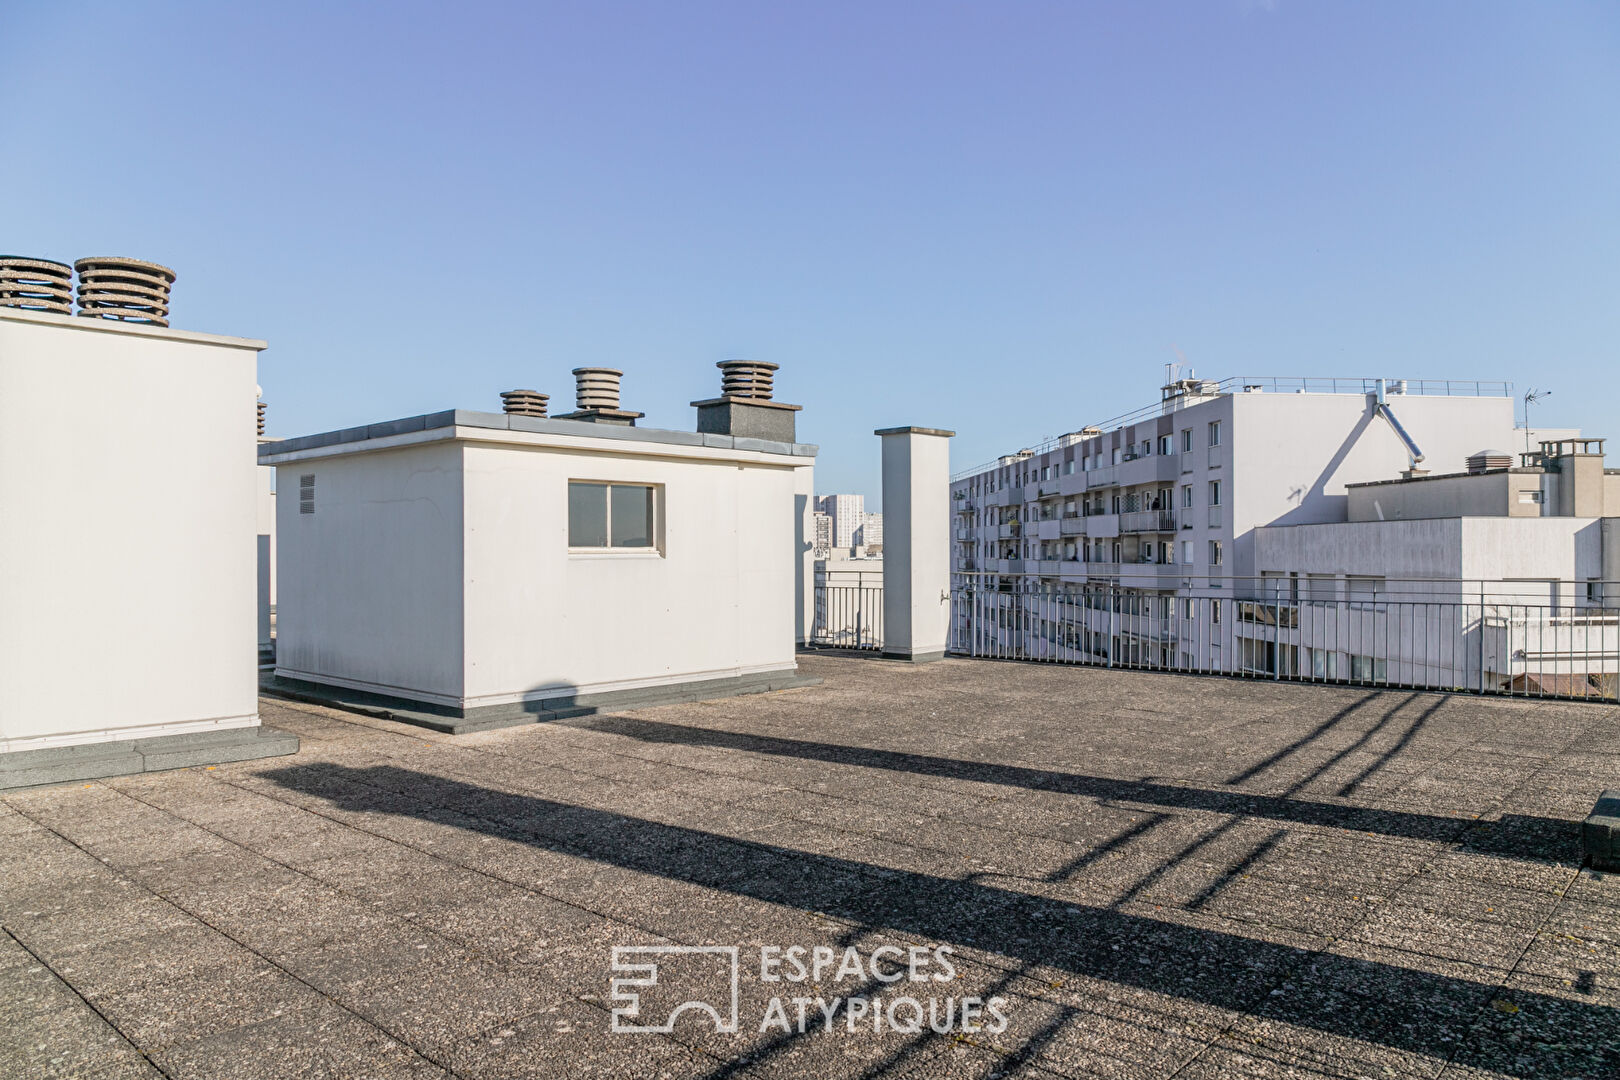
[3,654,1619,1080]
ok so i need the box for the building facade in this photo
[952,376,1518,590]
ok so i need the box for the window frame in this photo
[567,479,665,555]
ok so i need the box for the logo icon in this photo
[610,945,740,1034]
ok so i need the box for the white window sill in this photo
[568,548,665,559]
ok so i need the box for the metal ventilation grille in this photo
[299,474,315,515]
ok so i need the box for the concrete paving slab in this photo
[4,655,1619,1078]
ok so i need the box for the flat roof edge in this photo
[260,410,817,461]
[0,307,267,350]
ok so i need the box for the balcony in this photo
[1120,509,1176,534]
[955,528,973,540]
[1118,453,1181,488]
[1060,516,1086,536]
[998,522,1021,539]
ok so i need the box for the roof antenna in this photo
[1522,388,1551,454]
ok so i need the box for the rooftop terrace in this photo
[3,655,1617,1079]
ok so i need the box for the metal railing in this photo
[947,575,1619,701]
[809,582,884,650]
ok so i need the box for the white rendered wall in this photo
[0,312,261,751]
[880,428,953,660]
[274,442,467,704]
[1254,515,1599,604]
[794,463,816,644]
[1226,392,1515,578]
[256,463,275,649]
[458,442,800,706]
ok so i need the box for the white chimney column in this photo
[877,426,955,662]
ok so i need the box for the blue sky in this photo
[5,2,1616,498]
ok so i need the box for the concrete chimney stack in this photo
[693,359,801,442]
[499,389,550,418]
[555,367,643,425]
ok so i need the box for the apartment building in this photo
[949,375,1528,673]
[854,512,883,552]
[812,511,835,559]
[818,493,866,549]
[952,375,1518,589]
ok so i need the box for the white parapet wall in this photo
[0,310,294,784]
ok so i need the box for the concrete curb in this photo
[261,671,823,736]
[0,726,300,791]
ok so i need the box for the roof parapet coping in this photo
[258,409,817,461]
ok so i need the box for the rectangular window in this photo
[1181,485,1193,508]
[1182,539,1194,564]
[1349,654,1387,682]
[1208,540,1223,566]
[1208,420,1222,446]
[569,481,660,550]
[1181,428,1192,453]
[1159,434,1173,456]
[1347,575,1384,602]
[1208,479,1222,506]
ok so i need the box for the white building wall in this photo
[256,462,276,650]
[0,312,261,751]
[1227,392,1516,579]
[1254,519,1466,583]
[275,442,467,704]
[458,442,799,705]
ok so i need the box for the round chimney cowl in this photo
[0,256,73,314]
[75,256,176,327]
[572,367,623,411]
[500,389,550,417]
[717,359,778,401]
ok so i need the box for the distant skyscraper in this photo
[817,494,864,549]
[812,511,834,558]
[855,512,882,552]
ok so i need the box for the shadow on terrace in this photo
[559,699,1580,866]
[259,761,1619,1073]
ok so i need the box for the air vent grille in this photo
[299,474,315,515]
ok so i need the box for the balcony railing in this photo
[808,583,883,650]
[1120,509,1176,533]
